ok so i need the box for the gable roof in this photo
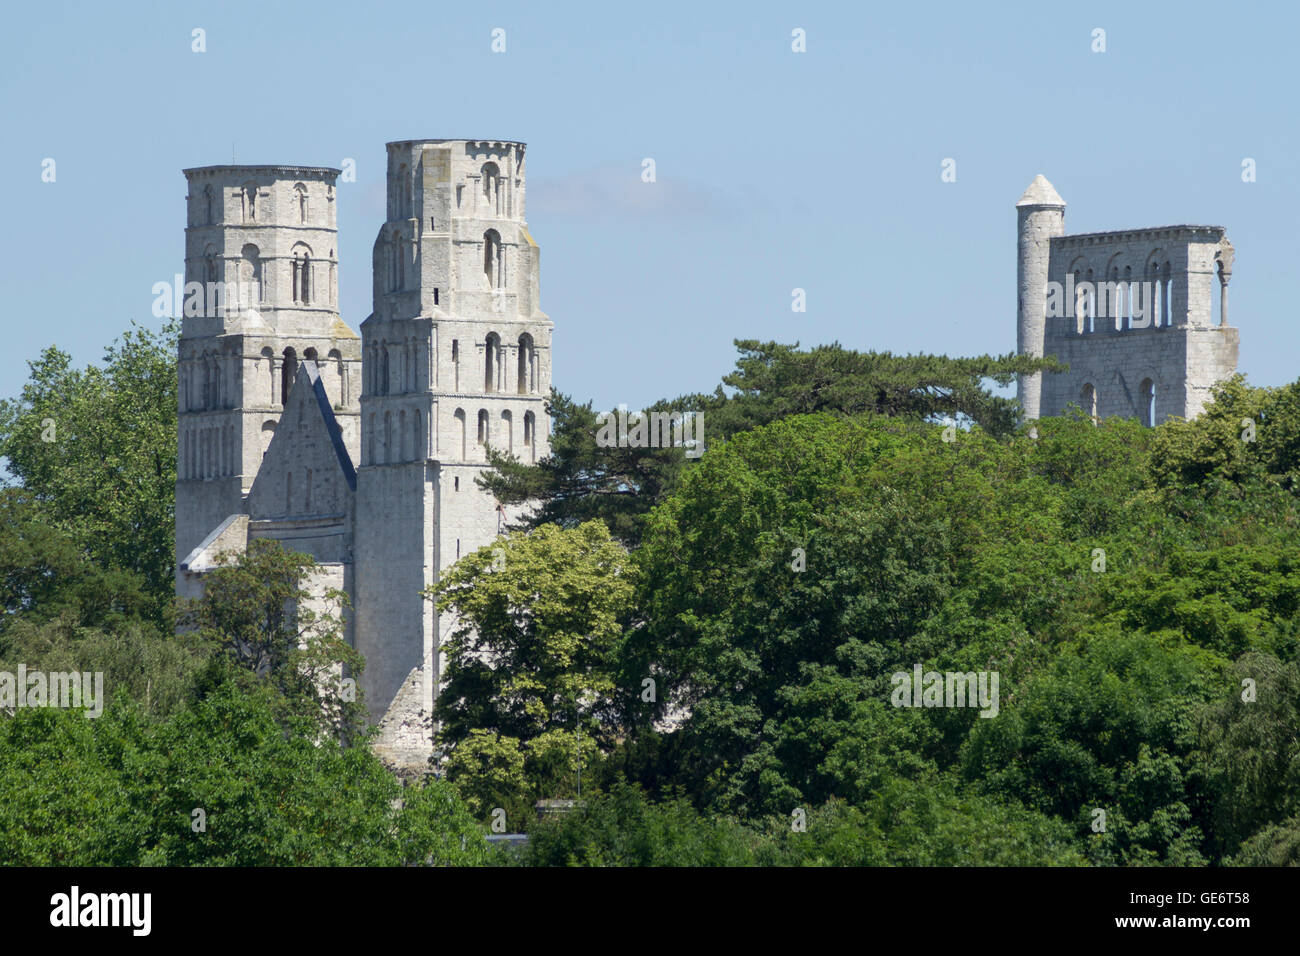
[246,360,356,520]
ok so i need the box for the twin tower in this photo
[1015,175,1239,426]
[175,140,553,767]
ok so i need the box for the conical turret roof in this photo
[1016,174,1066,207]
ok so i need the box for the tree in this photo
[710,339,1063,438]
[180,538,365,741]
[0,321,178,623]
[430,521,636,815]
[478,390,695,546]
[0,684,490,866]
[478,341,1063,546]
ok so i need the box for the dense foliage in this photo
[2,322,1296,866]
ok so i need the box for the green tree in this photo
[430,521,636,816]
[180,538,365,740]
[0,321,178,622]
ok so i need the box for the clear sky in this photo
[2,0,1297,413]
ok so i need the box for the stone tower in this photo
[1016,174,1067,421]
[175,165,360,572]
[353,140,553,749]
[1015,175,1238,425]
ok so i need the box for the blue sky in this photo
[2,0,1297,412]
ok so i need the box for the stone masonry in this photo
[176,141,553,772]
[1016,175,1239,425]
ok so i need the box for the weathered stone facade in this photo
[1016,175,1239,425]
[176,141,553,772]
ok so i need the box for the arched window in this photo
[523,411,536,463]
[291,243,312,305]
[518,333,534,393]
[413,409,422,459]
[294,183,308,224]
[484,229,502,289]
[1124,265,1133,328]
[1080,383,1097,424]
[482,162,501,215]
[281,348,297,405]
[261,347,275,403]
[1084,269,1095,331]
[501,409,513,454]
[452,339,460,390]
[477,409,489,447]
[1147,254,1165,328]
[1108,266,1124,331]
[484,332,500,392]
[203,184,214,224]
[400,409,408,461]
[1072,270,1089,334]
[384,412,392,464]
[203,246,219,285]
[380,346,390,395]
[1140,379,1156,427]
[328,250,336,306]
[242,182,257,222]
[240,244,262,307]
[1162,262,1173,327]
[454,408,467,459]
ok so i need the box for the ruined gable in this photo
[248,360,356,523]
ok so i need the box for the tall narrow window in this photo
[1140,379,1156,427]
[204,184,214,224]
[483,230,502,289]
[501,410,513,454]
[517,333,534,393]
[524,411,536,463]
[1109,268,1123,331]
[1170,261,1180,329]
[454,408,467,459]
[294,183,308,223]
[291,244,312,305]
[281,348,297,405]
[1124,266,1133,328]
[481,162,501,216]
[241,244,262,307]
[484,333,499,392]
[477,409,489,447]
[452,339,459,390]
[1080,383,1097,424]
